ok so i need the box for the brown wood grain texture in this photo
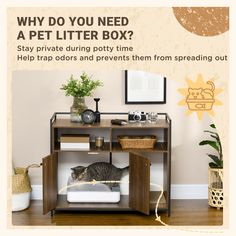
[43,153,58,214]
[53,119,169,128]
[56,192,166,211]
[129,152,150,215]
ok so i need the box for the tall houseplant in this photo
[61,73,103,122]
[199,124,223,208]
[199,124,223,168]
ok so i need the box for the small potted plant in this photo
[199,124,223,209]
[61,73,103,122]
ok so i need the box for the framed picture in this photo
[125,70,166,104]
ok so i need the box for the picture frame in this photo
[125,70,166,104]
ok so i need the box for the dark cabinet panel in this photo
[129,152,150,215]
[43,153,58,214]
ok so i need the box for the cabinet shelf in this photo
[56,191,167,212]
[54,142,110,153]
[54,142,168,153]
[112,142,168,153]
[52,118,170,129]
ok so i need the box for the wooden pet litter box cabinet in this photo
[42,112,172,216]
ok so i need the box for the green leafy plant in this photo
[199,124,223,168]
[61,73,103,98]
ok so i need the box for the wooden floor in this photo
[12,199,223,226]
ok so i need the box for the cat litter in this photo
[66,177,121,203]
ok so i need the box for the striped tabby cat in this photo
[71,162,129,188]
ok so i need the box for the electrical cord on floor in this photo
[150,183,169,226]
[150,184,224,234]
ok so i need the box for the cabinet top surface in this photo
[52,119,170,128]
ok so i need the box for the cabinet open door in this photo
[42,153,58,214]
[129,152,150,215]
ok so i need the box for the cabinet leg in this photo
[50,210,55,217]
[168,207,171,217]
[109,152,112,164]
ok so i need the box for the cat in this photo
[71,162,129,188]
[187,81,215,100]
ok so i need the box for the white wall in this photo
[12,70,212,194]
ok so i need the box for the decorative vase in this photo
[94,98,101,123]
[70,97,87,122]
[208,167,223,209]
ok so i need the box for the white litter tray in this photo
[67,177,120,203]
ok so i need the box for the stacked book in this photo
[60,134,90,151]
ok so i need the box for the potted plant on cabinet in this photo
[199,124,223,209]
[61,73,103,122]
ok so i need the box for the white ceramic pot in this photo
[12,192,31,211]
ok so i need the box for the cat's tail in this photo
[207,81,215,91]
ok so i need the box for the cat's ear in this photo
[71,166,78,171]
[188,88,193,93]
[71,166,85,171]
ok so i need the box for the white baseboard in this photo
[171,184,208,199]
[31,185,42,200]
[31,184,208,200]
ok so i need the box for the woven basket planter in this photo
[12,164,41,211]
[208,168,223,209]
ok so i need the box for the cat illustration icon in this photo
[186,81,215,111]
